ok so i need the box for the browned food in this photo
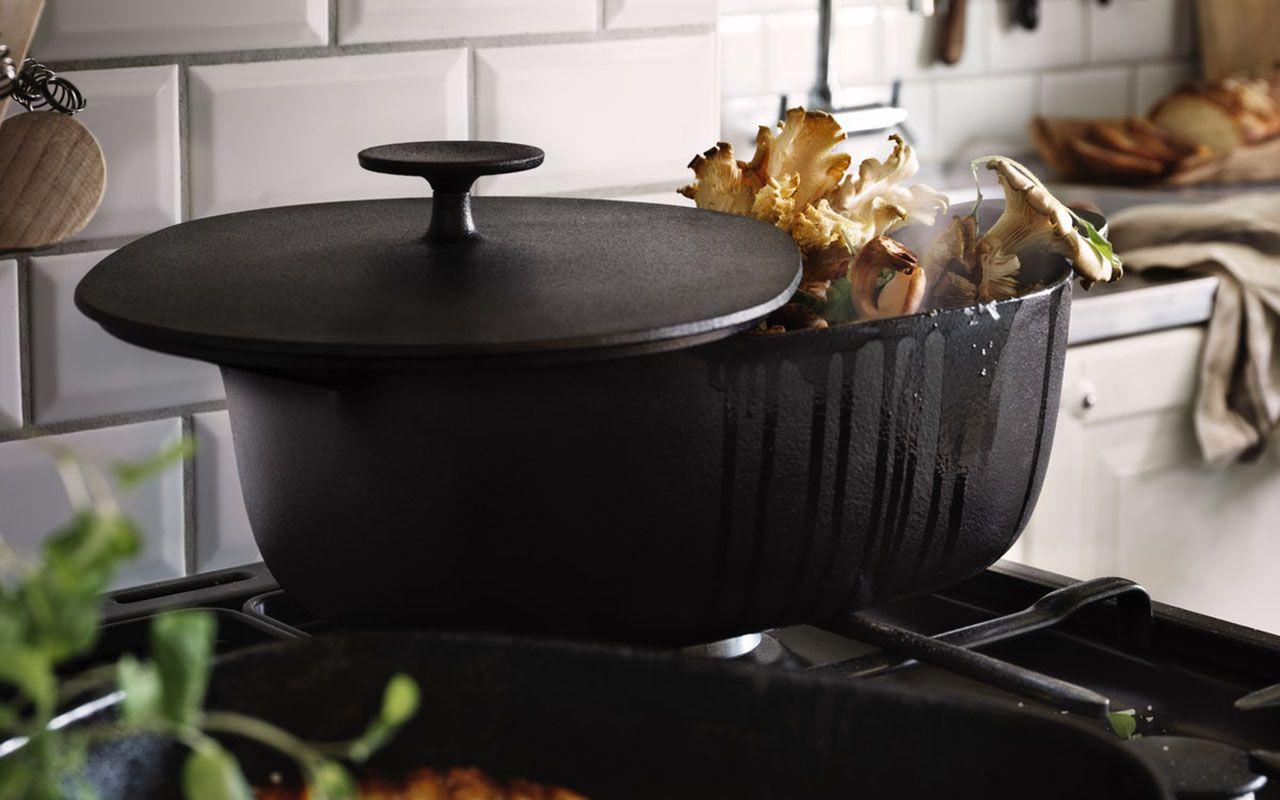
[850,236,925,320]
[1065,136,1167,182]
[1086,121,1178,164]
[1030,114,1221,185]
[1149,69,1280,154]
[254,766,588,800]
[1122,117,1192,162]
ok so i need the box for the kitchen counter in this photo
[1067,271,1217,345]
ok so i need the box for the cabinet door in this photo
[1019,326,1280,634]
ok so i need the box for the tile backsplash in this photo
[1,0,717,584]
[720,0,1197,166]
[0,0,1197,588]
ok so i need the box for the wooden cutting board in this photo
[1196,0,1280,81]
[0,111,106,250]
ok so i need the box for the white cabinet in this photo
[1018,326,1280,634]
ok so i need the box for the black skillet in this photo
[82,632,1171,799]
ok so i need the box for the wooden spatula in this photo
[0,0,106,251]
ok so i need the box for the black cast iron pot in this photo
[81,632,1169,799]
[76,142,1074,645]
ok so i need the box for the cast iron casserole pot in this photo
[75,142,1074,645]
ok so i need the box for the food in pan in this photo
[254,766,587,799]
[682,108,1121,331]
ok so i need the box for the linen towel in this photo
[1108,193,1280,463]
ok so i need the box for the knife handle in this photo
[938,0,967,65]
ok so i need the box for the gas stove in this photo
[88,559,1280,800]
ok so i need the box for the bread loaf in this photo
[1150,70,1280,154]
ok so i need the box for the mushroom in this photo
[680,110,949,327]
[977,157,1123,290]
[850,236,926,320]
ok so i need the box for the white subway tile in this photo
[1040,67,1131,118]
[338,0,596,45]
[834,5,881,86]
[720,15,768,97]
[882,0,992,79]
[0,420,185,589]
[61,66,180,241]
[897,80,935,154]
[192,411,258,572]
[933,73,1036,163]
[475,36,718,195]
[764,10,820,93]
[0,261,18,431]
[1089,0,1193,63]
[189,51,469,218]
[987,0,1086,71]
[30,251,223,424]
[723,0,815,12]
[1135,61,1194,116]
[611,191,695,205]
[604,0,718,29]
[36,0,327,60]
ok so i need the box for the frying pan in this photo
[81,632,1170,799]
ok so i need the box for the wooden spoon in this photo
[0,111,105,250]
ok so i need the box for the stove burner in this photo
[89,561,1280,799]
[1127,736,1266,800]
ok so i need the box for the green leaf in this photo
[1108,710,1137,739]
[1070,211,1124,281]
[112,436,195,490]
[790,288,825,315]
[117,655,163,724]
[0,646,57,719]
[820,276,856,324]
[151,610,216,725]
[346,674,421,763]
[182,742,253,800]
[380,674,420,727]
[308,761,356,800]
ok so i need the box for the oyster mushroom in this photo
[680,110,949,327]
[977,157,1123,290]
[850,236,926,320]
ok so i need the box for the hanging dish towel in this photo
[1108,193,1280,464]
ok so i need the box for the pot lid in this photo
[75,141,801,370]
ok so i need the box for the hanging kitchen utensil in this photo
[937,0,968,65]
[1013,0,1040,29]
[76,141,1079,645]
[0,0,103,251]
[0,0,43,119]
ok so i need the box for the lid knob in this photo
[357,141,544,244]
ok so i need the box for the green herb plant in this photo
[0,440,419,800]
